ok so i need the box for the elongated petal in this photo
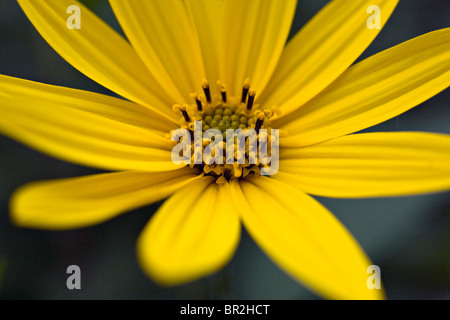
[278,132,450,198]
[109,0,205,102]
[0,75,175,134]
[261,0,398,115]
[221,0,297,97]
[230,177,381,300]
[0,87,179,172]
[11,168,200,229]
[138,177,241,286]
[18,0,177,121]
[277,28,450,147]
[185,0,224,87]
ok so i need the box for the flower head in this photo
[1,0,449,299]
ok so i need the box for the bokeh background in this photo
[0,0,449,299]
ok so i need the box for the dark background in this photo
[0,0,449,299]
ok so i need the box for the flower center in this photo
[170,79,280,183]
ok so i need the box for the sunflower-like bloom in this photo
[1,0,449,300]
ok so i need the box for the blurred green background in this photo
[0,0,449,299]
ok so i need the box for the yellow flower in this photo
[1,0,449,300]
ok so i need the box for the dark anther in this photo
[221,88,227,103]
[255,118,264,133]
[195,98,203,111]
[181,110,190,122]
[247,91,256,111]
[224,168,233,181]
[241,83,250,103]
[202,81,212,103]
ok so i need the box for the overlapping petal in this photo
[17,0,177,121]
[185,0,224,88]
[221,0,297,97]
[137,177,241,285]
[0,75,175,134]
[276,28,450,147]
[11,168,200,229]
[278,132,450,198]
[109,0,205,103]
[260,0,398,115]
[230,177,382,300]
[0,76,180,172]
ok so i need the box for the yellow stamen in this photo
[171,80,279,183]
[172,104,191,122]
[191,92,203,111]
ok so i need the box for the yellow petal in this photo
[221,0,297,96]
[17,0,177,121]
[11,168,200,229]
[277,28,450,147]
[109,0,205,102]
[278,132,450,198]
[137,177,241,286]
[185,0,224,87]
[261,0,398,115]
[0,75,176,134]
[230,177,382,300]
[0,82,179,172]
